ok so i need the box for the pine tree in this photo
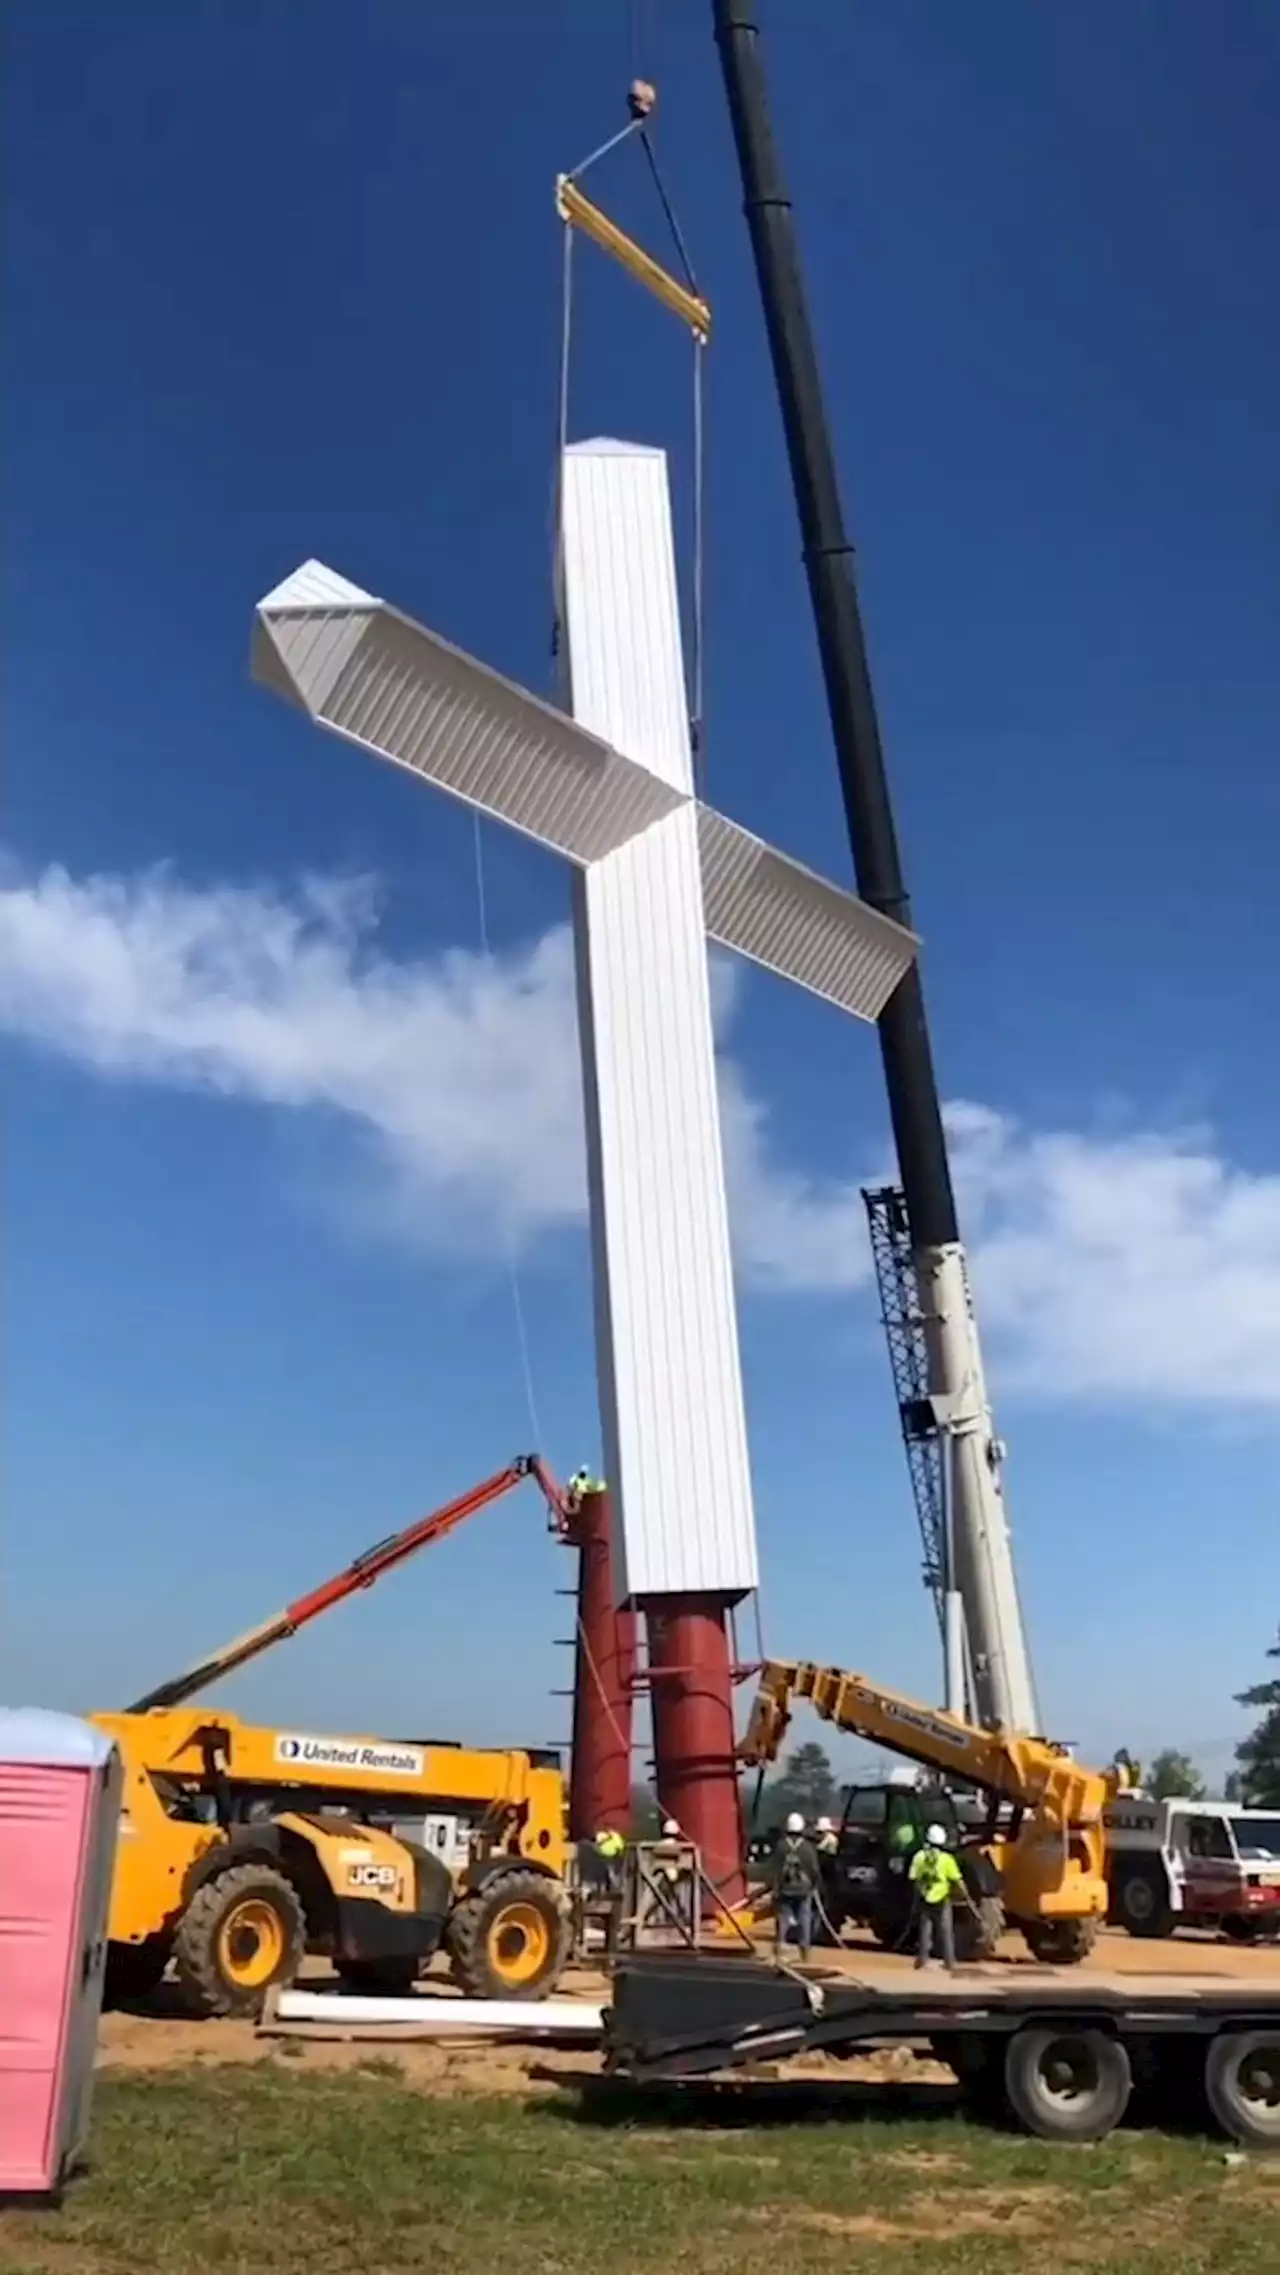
[1233,1630,1280,1808]
[1147,1748,1206,1801]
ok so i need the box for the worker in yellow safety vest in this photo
[908,1824,963,1971]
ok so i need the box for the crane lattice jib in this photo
[862,1184,945,1626]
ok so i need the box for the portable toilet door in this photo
[0,1709,123,2196]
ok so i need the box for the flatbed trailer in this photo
[604,1954,1280,2146]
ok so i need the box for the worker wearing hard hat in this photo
[908,1824,963,1971]
[774,1811,821,1963]
[814,1816,839,1857]
[595,1825,626,1882]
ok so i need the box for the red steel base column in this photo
[566,1487,636,1840]
[644,1595,745,1904]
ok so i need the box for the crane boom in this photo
[128,1456,568,1714]
[711,2,1039,1734]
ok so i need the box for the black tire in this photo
[447,1869,569,2002]
[1004,2026,1132,2142]
[1114,1862,1174,1939]
[1221,1917,1261,1946]
[954,1896,1005,1962]
[173,1862,306,2019]
[1019,1916,1100,1966]
[336,1957,421,1996]
[1204,2031,1280,2149]
[104,1936,170,2009]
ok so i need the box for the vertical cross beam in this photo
[560,442,753,1892]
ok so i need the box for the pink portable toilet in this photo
[0,1710,122,2197]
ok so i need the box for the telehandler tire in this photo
[104,1935,171,2009]
[447,1869,569,2001]
[1019,1915,1100,1966]
[955,1896,1005,1962]
[174,1862,306,2018]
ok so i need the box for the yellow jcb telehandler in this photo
[94,1457,573,2016]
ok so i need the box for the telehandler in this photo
[743,1659,1135,1962]
[95,1456,574,2016]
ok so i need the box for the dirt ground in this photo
[96,1924,1279,2099]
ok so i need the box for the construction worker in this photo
[774,1811,821,1963]
[814,1815,839,1856]
[908,1823,963,1971]
[648,1816,692,1934]
[567,1467,605,1506]
[593,1825,627,1956]
[595,1825,626,1882]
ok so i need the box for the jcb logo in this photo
[347,1863,398,1891]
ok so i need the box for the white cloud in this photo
[2,858,1278,1408]
[946,1099,1280,1407]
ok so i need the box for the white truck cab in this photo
[1103,1797,1280,1942]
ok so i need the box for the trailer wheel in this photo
[1115,1862,1174,1939]
[1020,1916,1099,1966]
[1003,2026,1132,2141]
[1205,2031,1280,2149]
[448,1870,569,2001]
[174,1863,306,2018]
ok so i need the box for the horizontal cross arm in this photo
[253,561,919,1022]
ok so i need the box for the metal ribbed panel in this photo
[254,608,378,720]
[259,559,376,611]
[254,575,684,863]
[697,807,917,1023]
[562,445,758,1602]
[560,442,693,795]
[578,814,759,1600]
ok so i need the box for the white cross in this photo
[253,438,918,1609]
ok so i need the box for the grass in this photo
[1,2064,1276,2275]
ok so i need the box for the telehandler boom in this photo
[130,1454,567,1712]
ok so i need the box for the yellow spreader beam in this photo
[556,175,711,343]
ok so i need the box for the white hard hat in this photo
[926,1823,949,1847]
[785,1811,805,1834]
[816,1817,834,1833]
[661,1818,679,1837]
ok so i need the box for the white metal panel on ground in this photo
[564,442,758,1601]
[267,1990,604,2037]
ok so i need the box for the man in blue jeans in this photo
[774,1811,821,1962]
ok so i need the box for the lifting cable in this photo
[552,80,710,788]
[470,812,544,1451]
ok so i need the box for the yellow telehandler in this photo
[95,1456,573,2015]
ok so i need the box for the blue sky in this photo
[4,1,1277,1784]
